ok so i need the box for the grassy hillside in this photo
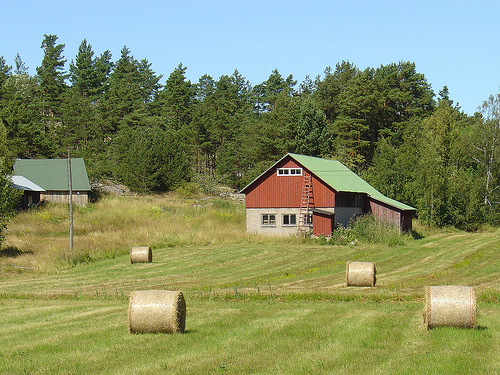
[0,194,499,374]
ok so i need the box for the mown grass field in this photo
[0,194,499,374]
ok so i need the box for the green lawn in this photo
[0,298,498,374]
[0,196,498,374]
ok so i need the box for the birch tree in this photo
[475,94,500,216]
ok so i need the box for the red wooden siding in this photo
[311,175,336,208]
[245,156,335,208]
[369,198,413,231]
[312,212,334,237]
[369,199,400,226]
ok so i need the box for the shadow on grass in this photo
[410,230,424,240]
[0,246,33,258]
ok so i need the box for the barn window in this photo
[277,168,302,176]
[282,214,297,226]
[261,214,276,226]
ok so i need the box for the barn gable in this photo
[240,153,415,236]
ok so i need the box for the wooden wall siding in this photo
[369,198,403,230]
[245,157,336,208]
[41,191,89,206]
[312,212,334,237]
[311,176,336,208]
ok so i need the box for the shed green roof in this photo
[13,158,91,191]
[242,153,415,211]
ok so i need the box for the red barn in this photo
[240,153,415,236]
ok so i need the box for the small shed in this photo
[240,153,415,236]
[13,158,91,206]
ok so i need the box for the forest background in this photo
[0,34,499,231]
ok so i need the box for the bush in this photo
[352,214,408,245]
[175,182,199,198]
[0,175,22,245]
[329,226,356,246]
[329,214,409,246]
[190,174,223,195]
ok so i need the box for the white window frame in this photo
[261,214,276,226]
[299,213,313,225]
[277,167,303,176]
[282,214,297,226]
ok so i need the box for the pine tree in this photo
[190,70,254,183]
[69,39,112,101]
[260,90,301,157]
[0,56,12,90]
[298,75,315,96]
[55,41,113,167]
[313,61,358,123]
[329,68,375,170]
[102,46,143,125]
[102,47,161,130]
[36,34,68,118]
[112,125,190,192]
[190,74,218,174]
[294,97,328,156]
[158,63,194,130]
[69,39,95,97]
[0,65,48,158]
[253,69,296,112]
[373,61,435,133]
[14,53,29,75]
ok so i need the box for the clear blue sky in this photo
[2,0,499,115]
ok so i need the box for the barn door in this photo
[312,212,334,237]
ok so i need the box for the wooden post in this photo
[68,149,73,252]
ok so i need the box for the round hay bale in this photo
[423,285,476,329]
[346,261,376,287]
[130,246,152,264]
[128,290,186,334]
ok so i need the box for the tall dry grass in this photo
[2,194,266,272]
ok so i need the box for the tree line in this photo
[0,34,499,230]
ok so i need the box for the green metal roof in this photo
[13,158,91,191]
[242,153,415,211]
